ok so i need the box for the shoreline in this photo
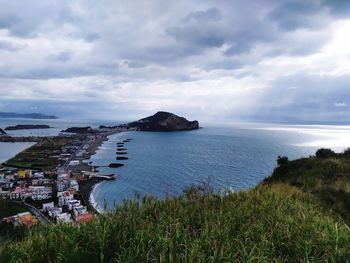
[79,178,105,213]
[80,131,128,213]
[1,128,130,215]
[89,182,103,213]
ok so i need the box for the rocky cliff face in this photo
[129,112,199,131]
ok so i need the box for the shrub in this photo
[277,155,289,166]
[316,148,336,158]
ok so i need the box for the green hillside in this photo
[2,149,350,262]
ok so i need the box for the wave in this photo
[89,183,104,213]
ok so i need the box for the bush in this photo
[316,148,336,158]
[277,156,289,166]
[343,148,350,157]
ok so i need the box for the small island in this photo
[4,124,51,131]
[128,111,199,131]
[61,127,94,134]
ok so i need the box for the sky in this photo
[0,0,350,123]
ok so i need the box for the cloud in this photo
[0,0,349,123]
[0,40,24,51]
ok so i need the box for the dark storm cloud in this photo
[322,0,350,17]
[166,5,276,56]
[0,14,20,30]
[268,1,323,31]
[0,0,343,78]
[268,0,350,31]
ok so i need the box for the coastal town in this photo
[0,125,134,228]
[0,112,197,230]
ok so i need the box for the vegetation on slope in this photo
[0,201,27,244]
[2,148,350,262]
[0,200,26,219]
[4,137,71,170]
[1,183,350,262]
[265,148,350,223]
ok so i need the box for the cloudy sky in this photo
[0,0,350,123]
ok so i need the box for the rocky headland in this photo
[128,111,199,131]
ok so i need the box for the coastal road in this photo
[23,203,51,225]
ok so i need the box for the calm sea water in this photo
[90,124,350,211]
[2,118,350,211]
[0,118,118,137]
[0,142,35,164]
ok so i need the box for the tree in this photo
[343,148,350,157]
[24,196,34,204]
[277,156,289,166]
[315,148,336,158]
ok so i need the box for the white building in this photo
[57,173,70,180]
[70,179,79,192]
[69,160,80,166]
[10,186,52,201]
[42,202,55,211]
[73,205,87,216]
[33,172,45,179]
[48,207,62,218]
[68,199,81,211]
[30,186,52,200]
[57,191,74,207]
[56,213,72,223]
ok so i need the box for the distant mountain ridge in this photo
[129,111,199,131]
[0,112,58,119]
[4,124,51,130]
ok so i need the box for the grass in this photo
[3,136,80,170]
[0,200,27,219]
[0,200,27,244]
[2,149,350,262]
[1,184,350,262]
[264,153,350,223]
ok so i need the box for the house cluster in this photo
[1,166,93,225]
[2,212,38,227]
[42,172,93,224]
[0,167,53,201]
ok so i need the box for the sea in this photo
[1,118,350,211]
